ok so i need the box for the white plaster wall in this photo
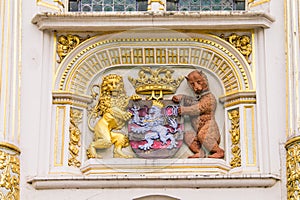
[20,0,54,197]
[264,0,286,175]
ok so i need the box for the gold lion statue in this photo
[87,74,140,158]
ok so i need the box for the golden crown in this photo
[152,100,164,108]
[128,67,184,98]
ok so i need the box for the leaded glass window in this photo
[69,0,148,11]
[69,0,245,12]
[167,0,244,11]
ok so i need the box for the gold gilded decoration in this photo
[220,33,252,64]
[68,109,82,168]
[36,0,61,11]
[286,138,300,200]
[0,150,20,200]
[228,109,241,168]
[249,0,270,8]
[147,0,165,11]
[87,74,141,159]
[56,34,82,63]
[53,0,65,8]
[128,67,184,100]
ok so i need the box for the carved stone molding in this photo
[31,11,275,32]
[219,91,256,108]
[52,91,93,108]
[27,173,279,189]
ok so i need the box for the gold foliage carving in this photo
[68,109,82,168]
[53,0,65,8]
[220,33,252,64]
[56,34,82,63]
[286,140,300,200]
[228,109,241,168]
[0,150,20,200]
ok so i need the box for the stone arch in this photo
[53,29,254,97]
[133,194,180,200]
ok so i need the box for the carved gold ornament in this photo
[56,34,82,63]
[87,74,140,159]
[228,109,241,168]
[220,33,252,64]
[53,0,65,8]
[286,138,300,200]
[68,109,83,168]
[128,67,184,100]
[0,150,20,200]
[147,0,165,10]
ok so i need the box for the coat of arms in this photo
[127,67,184,158]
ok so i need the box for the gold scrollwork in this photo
[286,138,300,200]
[228,109,241,168]
[56,34,82,63]
[68,109,83,168]
[0,150,20,200]
[220,33,252,64]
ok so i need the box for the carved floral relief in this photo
[0,150,20,200]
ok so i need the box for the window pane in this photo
[71,0,244,12]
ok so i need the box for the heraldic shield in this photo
[128,100,184,158]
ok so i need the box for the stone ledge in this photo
[31,11,275,31]
[80,158,231,175]
[27,173,280,189]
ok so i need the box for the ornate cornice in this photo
[52,91,93,108]
[219,90,256,107]
[32,11,275,31]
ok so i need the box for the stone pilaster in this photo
[285,0,300,199]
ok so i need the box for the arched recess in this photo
[133,194,180,200]
[54,30,254,95]
[50,29,258,175]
